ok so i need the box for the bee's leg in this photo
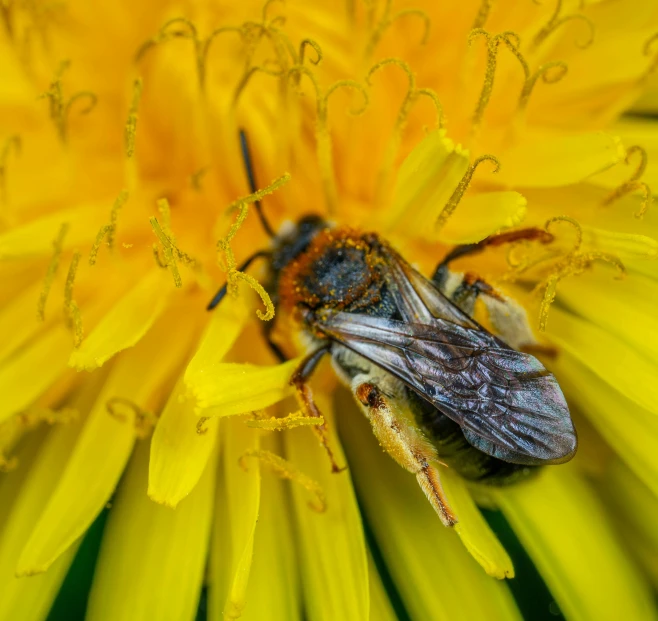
[353,380,457,526]
[262,317,287,362]
[290,345,345,473]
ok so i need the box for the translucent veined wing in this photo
[310,246,576,465]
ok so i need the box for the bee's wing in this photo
[312,249,576,465]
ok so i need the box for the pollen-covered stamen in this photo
[136,17,244,92]
[39,61,98,143]
[124,78,143,159]
[436,155,500,230]
[288,66,368,214]
[472,0,493,29]
[0,134,20,207]
[535,217,626,331]
[364,0,431,60]
[89,189,129,265]
[196,416,210,435]
[216,173,290,320]
[190,166,210,191]
[233,65,284,106]
[247,409,325,430]
[20,405,79,427]
[239,449,327,512]
[603,146,653,218]
[299,39,322,66]
[150,198,197,287]
[63,251,84,347]
[469,29,525,131]
[367,58,446,207]
[150,217,182,288]
[37,222,69,321]
[532,0,595,50]
[643,33,658,79]
[518,61,568,111]
[106,397,157,439]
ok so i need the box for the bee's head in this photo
[271,214,329,273]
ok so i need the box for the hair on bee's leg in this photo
[290,344,345,473]
[353,380,457,527]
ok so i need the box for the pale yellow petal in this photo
[149,295,252,508]
[554,269,658,364]
[187,358,301,417]
[0,281,48,363]
[285,395,370,621]
[0,205,103,259]
[0,425,81,619]
[438,191,527,245]
[546,305,658,416]
[214,437,301,621]
[210,419,261,621]
[387,129,469,233]
[147,381,219,508]
[0,323,71,424]
[607,460,658,588]
[551,352,658,499]
[16,305,196,574]
[86,439,216,621]
[183,292,251,388]
[340,394,521,621]
[495,468,657,621]
[441,467,514,579]
[69,269,170,371]
[368,554,397,621]
[497,132,625,188]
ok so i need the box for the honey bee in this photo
[208,132,577,526]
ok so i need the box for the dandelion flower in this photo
[1,1,657,620]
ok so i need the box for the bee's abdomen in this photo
[407,389,536,486]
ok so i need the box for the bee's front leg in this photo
[352,377,457,527]
[290,345,345,473]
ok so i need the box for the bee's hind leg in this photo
[353,379,457,527]
[290,345,345,473]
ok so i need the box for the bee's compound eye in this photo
[356,383,381,408]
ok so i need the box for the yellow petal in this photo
[546,305,658,416]
[211,419,261,621]
[86,439,216,621]
[554,269,658,364]
[497,132,625,188]
[183,292,251,385]
[285,395,370,621]
[213,436,301,621]
[438,191,527,245]
[441,467,514,579]
[148,380,219,508]
[495,468,657,621]
[387,129,469,233]
[607,460,658,588]
[340,394,521,621]
[0,323,71,424]
[0,425,81,619]
[69,269,170,371]
[368,553,397,621]
[0,205,102,259]
[16,305,196,575]
[149,295,252,508]
[551,351,658,499]
[187,358,301,417]
[581,226,658,260]
[0,281,48,363]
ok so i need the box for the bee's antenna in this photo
[239,129,276,238]
[206,250,271,311]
